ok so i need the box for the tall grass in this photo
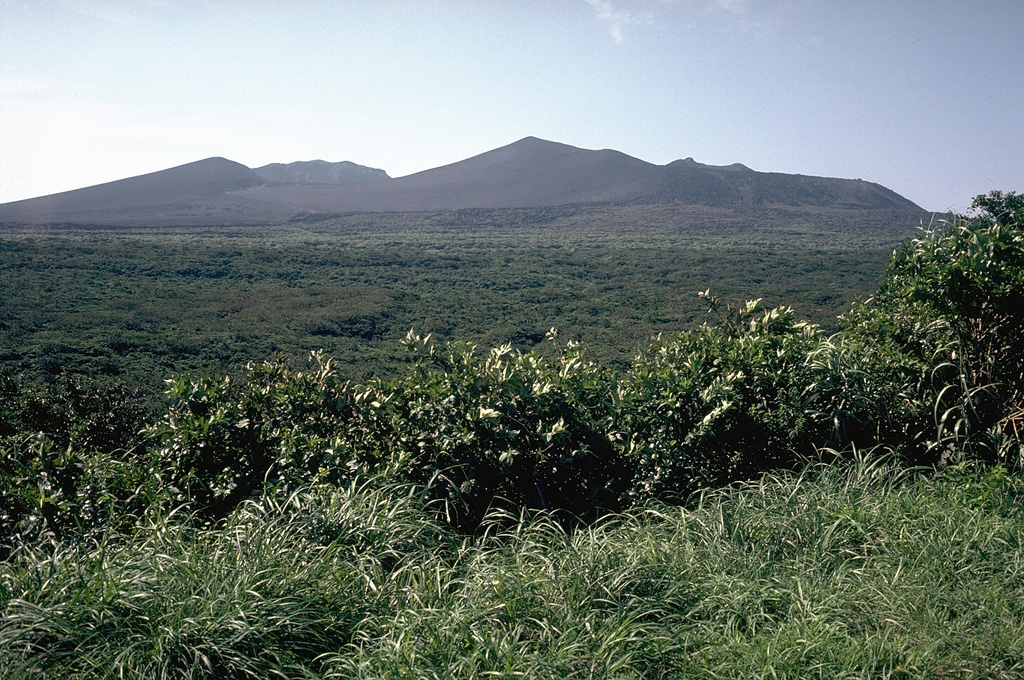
[4,456,1022,678]
[0,480,447,678]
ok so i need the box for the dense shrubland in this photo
[1,191,1022,677]
[0,212,903,396]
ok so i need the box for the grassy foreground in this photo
[2,455,1022,679]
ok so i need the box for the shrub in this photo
[147,353,374,518]
[388,330,628,530]
[0,375,152,556]
[0,372,148,454]
[619,296,825,502]
[841,190,1024,466]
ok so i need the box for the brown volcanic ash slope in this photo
[0,137,925,225]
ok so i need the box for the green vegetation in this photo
[3,461,1023,679]
[1,193,1022,677]
[0,203,917,397]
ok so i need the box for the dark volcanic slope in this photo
[253,160,389,185]
[380,136,666,207]
[0,137,925,225]
[0,158,274,225]
[655,158,921,210]
[233,137,921,213]
[233,137,668,212]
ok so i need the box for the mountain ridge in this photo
[252,160,390,185]
[0,137,925,225]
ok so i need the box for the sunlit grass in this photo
[3,456,1022,679]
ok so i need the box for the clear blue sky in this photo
[1,0,1020,211]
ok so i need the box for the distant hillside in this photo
[253,160,389,185]
[654,158,920,210]
[0,137,926,226]
[0,157,272,225]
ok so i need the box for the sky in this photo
[0,0,1021,212]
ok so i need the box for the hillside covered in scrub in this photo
[1,191,1023,678]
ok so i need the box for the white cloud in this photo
[710,0,748,16]
[583,0,785,43]
[583,0,653,43]
[699,0,793,40]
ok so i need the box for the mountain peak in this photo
[253,160,389,185]
[669,157,750,172]
[473,136,585,161]
[0,138,925,224]
[510,135,559,146]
